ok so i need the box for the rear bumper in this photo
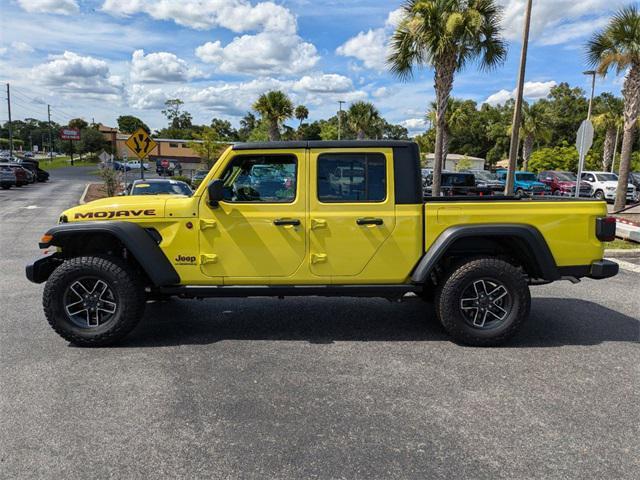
[558,259,619,280]
[589,259,619,279]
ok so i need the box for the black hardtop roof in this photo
[232,140,418,151]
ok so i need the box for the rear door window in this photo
[317,153,386,202]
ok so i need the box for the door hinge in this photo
[311,218,327,230]
[310,253,328,264]
[199,219,217,230]
[200,254,219,265]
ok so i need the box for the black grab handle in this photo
[356,218,384,226]
[274,218,301,226]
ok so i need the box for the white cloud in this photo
[32,51,123,98]
[130,49,202,83]
[0,41,34,56]
[337,28,388,71]
[483,80,557,105]
[101,0,297,33]
[400,118,427,134]
[336,8,404,71]
[195,32,318,75]
[498,0,626,44]
[293,74,353,93]
[372,86,391,98]
[128,84,171,109]
[17,0,78,15]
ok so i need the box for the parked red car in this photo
[538,170,592,197]
[0,163,29,187]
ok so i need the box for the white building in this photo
[424,153,485,171]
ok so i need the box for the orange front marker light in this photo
[40,234,53,244]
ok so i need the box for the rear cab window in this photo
[317,152,386,202]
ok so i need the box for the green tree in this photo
[347,101,381,140]
[162,99,193,130]
[117,115,150,134]
[188,127,228,169]
[68,118,88,130]
[519,103,552,170]
[210,118,238,140]
[237,112,258,141]
[587,5,640,210]
[388,0,506,196]
[591,93,624,171]
[294,105,309,128]
[78,127,108,154]
[253,90,294,141]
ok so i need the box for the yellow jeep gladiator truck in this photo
[26,141,618,347]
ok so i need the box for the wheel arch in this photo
[411,224,559,284]
[39,221,179,286]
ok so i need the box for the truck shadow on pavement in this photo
[116,296,640,348]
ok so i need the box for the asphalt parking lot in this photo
[1,168,639,479]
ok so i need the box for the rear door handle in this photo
[356,217,384,226]
[274,218,301,226]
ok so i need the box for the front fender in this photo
[35,221,180,286]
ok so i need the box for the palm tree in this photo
[592,93,624,171]
[426,98,471,163]
[253,90,294,141]
[388,0,506,196]
[347,101,381,140]
[587,5,640,210]
[294,105,309,128]
[519,103,551,171]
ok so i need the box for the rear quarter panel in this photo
[425,200,607,267]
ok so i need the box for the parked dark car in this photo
[424,172,478,197]
[466,170,504,195]
[538,170,591,197]
[20,159,49,182]
[629,172,640,202]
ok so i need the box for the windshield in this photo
[131,182,192,196]
[516,173,537,182]
[556,172,577,181]
[442,174,475,187]
[596,173,618,182]
[474,171,497,181]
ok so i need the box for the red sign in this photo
[60,128,81,141]
[161,159,170,168]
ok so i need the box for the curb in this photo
[604,248,640,258]
[78,183,92,204]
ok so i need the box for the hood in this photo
[62,195,168,222]
[558,180,590,189]
[517,179,545,187]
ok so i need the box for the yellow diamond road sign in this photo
[125,128,157,159]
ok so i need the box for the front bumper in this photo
[26,252,62,284]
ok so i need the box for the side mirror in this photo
[207,179,224,207]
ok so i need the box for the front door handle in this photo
[274,218,301,226]
[356,217,384,226]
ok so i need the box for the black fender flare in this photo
[39,221,180,286]
[410,224,559,283]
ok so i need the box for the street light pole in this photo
[505,0,533,196]
[337,100,346,140]
[585,70,596,121]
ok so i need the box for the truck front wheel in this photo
[43,256,146,347]
[435,258,530,346]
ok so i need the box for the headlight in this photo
[606,186,616,191]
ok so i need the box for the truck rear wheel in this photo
[43,256,146,347]
[435,258,530,346]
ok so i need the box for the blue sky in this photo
[0,0,630,134]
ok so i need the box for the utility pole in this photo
[337,100,346,140]
[505,0,532,196]
[575,70,596,197]
[6,84,13,159]
[47,104,53,162]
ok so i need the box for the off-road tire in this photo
[43,256,146,347]
[435,258,530,347]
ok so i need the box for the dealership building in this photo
[98,125,205,175]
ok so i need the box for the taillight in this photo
[596,216,616,242]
